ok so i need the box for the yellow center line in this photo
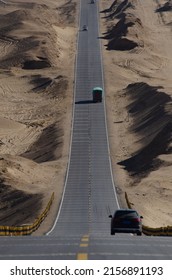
[77,234,90,260]
[83,234,89,238]
[80,243,88,247]
[77,253,88,260]
[81,237,89,242]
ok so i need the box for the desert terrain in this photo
[100,0,172,227]
[0,0,171,234]
[0,0,78,233]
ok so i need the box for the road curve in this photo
[0,0,171,260]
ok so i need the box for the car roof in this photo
[114,209,138,214]
[93,87,103,91]
[116,209,136,211]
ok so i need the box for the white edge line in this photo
[47,0,119,235]
[46,0,82,235]
[97,0,120,209]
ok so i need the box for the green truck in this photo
[92,87,103,103]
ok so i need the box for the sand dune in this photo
[100,0,172,227]
[0,0,171,233]
[0,0,77,232]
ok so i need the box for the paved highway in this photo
[0,0,171,260]
[0,235,172,260]
[48,0,119,238]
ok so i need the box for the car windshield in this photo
[114,210,138,217]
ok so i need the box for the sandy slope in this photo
[0,0,171,234]
[0,0,78,232]
[100,0,172,227]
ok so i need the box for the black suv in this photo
[109,209,143,236]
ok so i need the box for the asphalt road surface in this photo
[48,0,119,238]
[0,0,171,260]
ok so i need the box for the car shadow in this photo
[75,100,94,104]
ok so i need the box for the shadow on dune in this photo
[21,123,63,163]
[29,74,68,98]
[22,59,51,70]
[105,37,138,51]
[155,1,172,13]
[118,83,172,179]
[99,1,142,51]
[0,179,43,226]
[100,14,140,50]
[100,0,133,20]
[56,0,76,25]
